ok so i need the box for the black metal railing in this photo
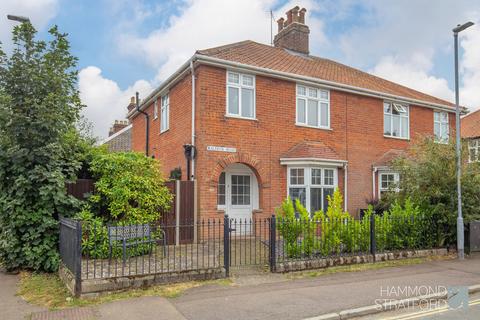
[59,216,82,296]
[273,214,438,266]
[58,213,440,293]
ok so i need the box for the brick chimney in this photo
[108,120,129,136]
[274,6,310,54]
[127,96,136,112]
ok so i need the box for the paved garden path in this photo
[9,253,480,320]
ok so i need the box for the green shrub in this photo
[275,191,437,259]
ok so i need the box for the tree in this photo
[0,23,84,271]
[390,137,480,246]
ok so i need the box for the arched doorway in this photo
[217,163,259,223]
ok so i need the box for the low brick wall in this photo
[274,248,449,273]
[59,264,77,296]
[78,268,225,298]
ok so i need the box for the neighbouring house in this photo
[129,6,459,221]
[461,108,480,163]
[100,119,132,152]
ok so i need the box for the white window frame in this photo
[296,84,330,129]
[378,171,400,199]
[287,166,338,215]
[226,71,256,120]
[153,99,158,120]
[434,111,449,143]
[468,139,480,163]
[384,101,410,140]
[160,93,169,133]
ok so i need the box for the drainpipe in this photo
[190,59,196,180]
[372,167,377,199]
[343,163,348,212]
[136,92,149,156]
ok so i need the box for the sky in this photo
[1,0,480,138]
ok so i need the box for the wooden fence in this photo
[66,179,196,245]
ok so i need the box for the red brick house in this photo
[461,108,480,162]
[129,6,457,221]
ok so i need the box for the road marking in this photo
[384,299,480,320]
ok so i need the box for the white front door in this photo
[226,173,252,221]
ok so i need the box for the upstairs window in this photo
[153,99,158,119]
[469,139,480,163]
[296,85,330,129]
[161,94,169,133]
[384,102,409,139]
[226,71,255,119]
[434,111,449,143]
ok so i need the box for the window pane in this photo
[441,124,448,139]
[310,188,322,213]
[392,116,400,136]
[242,75,253,86]
[228,86,239,115]
[384,114,391,135]
[228,72,239,84]
[290,168,304,185]
[441,112,448,122]
[323,188,334,212]
[311,168,322,185]
[434,122,440,140]
[241,88,254,118]
[384,102,391,113]
[400,117,408,138]
[297,86,306,96]
[307,100,319,126]
[434,112,440,122]
[297,98,306,123]
[308,87,317,98]
[289,188,306,208]
[324,169,334,185]
[320,90,329,100]
[218,172,225,205]
[320,103,329,127]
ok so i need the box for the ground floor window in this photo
[469,139,480,163]
[378,171,400,198]
[287,167,337,215]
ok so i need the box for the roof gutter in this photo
[195,54,466,114]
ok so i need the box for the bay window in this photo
[384,102,409,139]
[288,167,337,215]
[226,71,255,119]
[296,85,330,129]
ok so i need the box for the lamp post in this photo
[7,15,30,23]
[453,21,474,260]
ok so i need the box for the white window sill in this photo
[225,114,258,121]
[383,134,409,141]
[296,123,332,131]
[153,116,158,121]
[160,128,169,135]
[434,139,449,145]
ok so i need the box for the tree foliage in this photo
[0,23,84,271]
[389,137,480,246]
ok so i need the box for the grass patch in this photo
[17,272,231,310]
[285,254,454,280]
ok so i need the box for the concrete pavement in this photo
[9,254,480,320]
[0,269,45,320]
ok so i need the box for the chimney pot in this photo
[299,8,306,24]
[277,17,284,32]
[291,6,300,23]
